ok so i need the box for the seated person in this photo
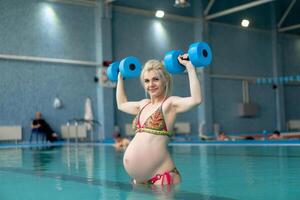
[31,112,58,142]
[217,131,229,141]
[268,130,281,140]
[113,133,130,150]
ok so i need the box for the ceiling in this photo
[66,0,300,35]
[110,0,300,35]
[202,0,300,35]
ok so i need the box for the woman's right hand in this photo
[177,54,194,70]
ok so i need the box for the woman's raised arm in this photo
[116,73,141,115]
[171,54,202,113]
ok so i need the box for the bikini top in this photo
[132,99,172,137]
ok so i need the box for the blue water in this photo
[1,143,300,200]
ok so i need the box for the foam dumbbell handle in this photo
[164,50,185,74]
[119,56,141,78]
[188,42,212,67]
[107,61,120,82]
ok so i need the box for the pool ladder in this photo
[66,119,101,143]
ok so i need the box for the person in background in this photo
[269,130,281,140]
[217,131,229,141]
[113,133,131,150]
[31,112,58,142]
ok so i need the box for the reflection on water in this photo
[29,144,96,176]
[126,182,236,200]
[31,146,57,172]
[61,144,95,177]
[0,148,23,168]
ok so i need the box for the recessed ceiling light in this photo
[155,10,165,18]
[241,19,250,27]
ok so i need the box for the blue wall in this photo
[281,34,300,120]
[0,1,95,59]
[208,22,276,134]
[0,0,97,140]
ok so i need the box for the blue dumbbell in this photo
[107,61,120,82]
[107,56,141,82]
[164,41,212,74]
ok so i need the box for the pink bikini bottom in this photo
[147,167,180,185]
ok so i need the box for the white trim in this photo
[205,0,275,20]
[210,74,258,81]
[277,0,296,28]
[278,24,300,32]
[0,54,97,66]
[47,0,96,7]
[242,80,250,103]
[204,0,215,16]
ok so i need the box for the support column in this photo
[95,0,115,141]
[194,1,214,137]
[271,3,286,131]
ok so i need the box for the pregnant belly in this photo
[123,132,169,182]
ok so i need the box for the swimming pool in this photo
[0,143,300,200]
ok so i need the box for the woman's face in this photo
[143,70,165,98]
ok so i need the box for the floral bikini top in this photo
[132,99,172,137]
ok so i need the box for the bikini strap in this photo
[141,101,151,110]
[159,96,169,131]
[137,101,151,128]
[159,96,169,110]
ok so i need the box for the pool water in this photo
[1,144,300,200]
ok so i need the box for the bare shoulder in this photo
[118,98,150,115]
[139,99,150,108]
[165,96,181,104]
[140,98,150,104]
[162,96,178,110]
[165,96,196,113]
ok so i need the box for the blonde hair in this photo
[140,59,172,97]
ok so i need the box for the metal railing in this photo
[66,119,101,143]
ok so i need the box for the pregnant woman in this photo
[116,54,202,185]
